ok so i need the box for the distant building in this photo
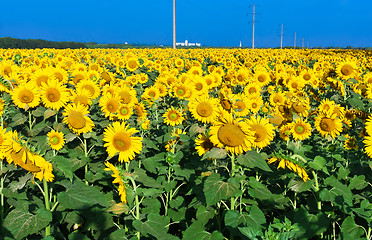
[176,40,201,47]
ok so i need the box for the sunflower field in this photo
[0,48,372,239]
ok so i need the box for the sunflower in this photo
[76,79,101,100]
[3,131,54,182]
[195,133,215,156]
[103,121,143,163]
[209,113,254,154]
[47,130,65,151]
[318,99,335,114]
[344,135,358,150]
[231,94,251,117]
[40,79,69,111]
[104,162,127,204]
[172,83,191,100]
[191,76,208,96]
[70,70,87,85]
[292,99,310,117]
[254,71,271,87]
[247,96,263,114]
[290,118,312,141]
[117,104,133,121]
[336,60,358,80]
[163,106,185,126]
[126,57,140,72]
[245,115,275,149]
[315,112,343,139]
[62,103,95,135]
[363,135,372,158]
[99,93,120,120]
[269,91,286,107]
[12,82,40,109]
[279,123,292,141]
[268,156,310,182]
[117,85,138,106]
[70,88,93,106]
[244,83,261,99]
[189,95,219,124]
[142,85,160,102]
[133,102,148,120]
[0,127,7,159]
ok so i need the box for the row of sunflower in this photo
[0,48,371,239]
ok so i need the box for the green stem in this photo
[128,177,140,240]
[43,178,51,237]
[0,161,4,226]
[312,170,321,211]
[28,111,33,133]
[230,153,235,177]
[84,138,88,185]
[367,226,371,240]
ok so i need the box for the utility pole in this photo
[252,4,255,49]
[280,24,283,49]
[302,38,304,48]
[294,32,296,49]
[173,0,176,49]
[307,42,309,48]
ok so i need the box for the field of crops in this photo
[0,48,372,239]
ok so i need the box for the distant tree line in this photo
[0,37,87,49]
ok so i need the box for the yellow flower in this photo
[290,118,312,141]
[163,106,185,126]
[47,130,65,151]
[12,82,40,109]
[245,115,275,149]
[40,79,69,110]
[209,112,254,155]
[103,122,143,163]
[189,95,219,124]
[62,103,95,135]
[104,162,127,204]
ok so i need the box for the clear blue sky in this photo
[1,0,371,48]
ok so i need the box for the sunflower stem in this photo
[128,177,140,240]
[0,161,4,226]
[43,177,51,237]
[83,138,88,185]
[28,110,33,133]
[312,170,321,211]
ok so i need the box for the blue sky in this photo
[0,0,371,48]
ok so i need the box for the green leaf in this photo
[237,151,272,172]
[182,220,224,240]
[196,206,216,225]
[341,216,364,238]
[292,207,329,239]
[238,227,262,240]
[54,155,74,181]
[8,175,33,192]
[308,156,326,171]
[349,175,367,190]
[105,229,128,240]
[225,206,266,230]
[202,148,227,160]
[65,132,77,143]
[203,173,241,206]
[288,179,313,193]
[68,232,91,240]
[141,153,165,173]
[9,113,27,127]
[44,108,57,120]
[3,207,52,240]
[57,180,110,209]
[320,178,353,206]
[248,178,273,200]
[143,138,160,150]
[133,213,178,240]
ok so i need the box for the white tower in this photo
[185,40,188,46]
